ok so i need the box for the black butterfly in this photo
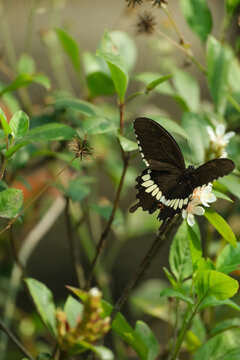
[130,117,235,222]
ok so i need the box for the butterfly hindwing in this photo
[190,158,235,189]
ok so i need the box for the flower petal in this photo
[206,126,216,141]
[187,213,195,226]
[216,124,225,136]
[194,206,205,216]
[223,131,235,141]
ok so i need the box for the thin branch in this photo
[0,155,77,236]
[110,216,179,321]
[0,317,35,360]
[64,197,86,288]
[85,150,130,289]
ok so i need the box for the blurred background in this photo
[0,0,239,359]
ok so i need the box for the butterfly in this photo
[130,117,235,222]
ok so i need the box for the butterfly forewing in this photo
[134,117,185,170]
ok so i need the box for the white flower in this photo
[182,184,216,226]
[193,184,216,207]
[182,198,205,226]
[206,124,235,157]
[89,287,101,297]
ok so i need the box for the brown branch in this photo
[85,150,130,290]
[110,215,180,322]
[0,317,35,360]
[64,197,86,288]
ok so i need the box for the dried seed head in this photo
[136,12,156,34]
[70,134,95,162]
[151,0,168,7]
[126,0,143,7]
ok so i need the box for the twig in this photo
[85,150,130,289]
[64,197,86,288]
[110,216,179,322]
[0,317,35,360]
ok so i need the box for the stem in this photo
[155,28,206,74]
[171,301,201,360]
[119,102,125,135]
[85,150,130,289]
[0,317,35,360]
[24,0,40,54]
[227,94,240,113]
[9,227,26,277]
[162,6,184,43]
[110,216,178,322]
[64,197,86,288]
[0,156,77,236]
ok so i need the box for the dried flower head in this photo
[136,12,156,34]
[126,0,143,7]
[70,134,94,161]
[151,0,168,7]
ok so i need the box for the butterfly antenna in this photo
[185,139,193,165]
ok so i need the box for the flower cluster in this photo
[182,184,216,226]
[206,124,235,158]
[56,287,110,353]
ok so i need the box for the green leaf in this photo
[194,329,240,360]
[90,204,123,227]
[67,178,90,202]
[0,108,12,135]
[78,343,114,360]
[97,31,129,102]
[195,270,239,301]
[216,243,240,274]
[55,28,80,73]
[0,188,23,218]
[173,69,200,111]
[64,296,83,328]
[87,72,115,97]
[32,74,51,90]
[102,302,148,359]
[163,267,178,288]
[180,0,212,42]
[5,141,31,159]
[17,54,35,75]
[204,209,237,247]
[146,74,173,91]
[187,224,202,270]
[118,134,138,152]
[135,321,159,360]
[36,354,54,360]
[107,31,137,72]
[199,297,240,312]
[182,112,210,162]
[55,98,105,117]
[150,115,189,140]
[25,278,57,337]
[83,116,116,135]
[206,36,232,114]
[169,221,193,282]
[9,111,29,138]
[135,72,174,95]
[218,175,240,199]
[210,318,240,337]
[225,0,240,21]
[160,288,194,305]
[130,279,169,321]
[25,123,76,142]
[212,189,233,202]
[0,74,33,96]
